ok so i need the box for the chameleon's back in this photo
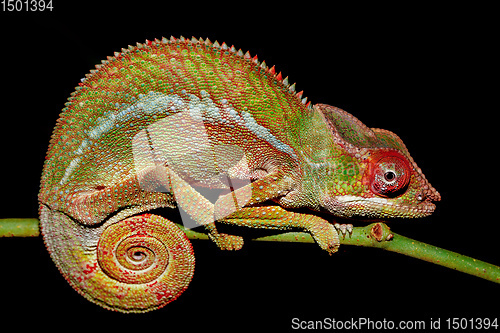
[40,37,314,213]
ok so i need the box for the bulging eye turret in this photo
[370,153,411,198]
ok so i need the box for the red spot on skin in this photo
[116,293,126,300]
[155,289,172,302]
[113,286,127,300]
[83,262,98,275]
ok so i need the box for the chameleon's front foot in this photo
[312,223,354,255]
[308,222,340,255]
[208,231,244,251]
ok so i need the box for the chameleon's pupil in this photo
[384,171,396,182]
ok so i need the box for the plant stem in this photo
[180,222,500,284]
[0,218,40,237]
[249,222,500,284]
[2,219,499,284]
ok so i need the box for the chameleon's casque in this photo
[39,36,440,312]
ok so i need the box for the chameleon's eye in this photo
[370,155,411,198]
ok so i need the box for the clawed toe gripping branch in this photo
[2,218,499,284]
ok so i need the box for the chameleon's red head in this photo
[315,103,440,219]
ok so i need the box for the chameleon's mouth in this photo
[324,195,436,219]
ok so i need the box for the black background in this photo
[1,2,498,331]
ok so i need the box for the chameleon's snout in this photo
[428,188,441,202]
[415,177,441,204]
[405,181,440,217]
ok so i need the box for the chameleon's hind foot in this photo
[208,233,244,251]
[334,223,353,238]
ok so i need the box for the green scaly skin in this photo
[39,36,440,313]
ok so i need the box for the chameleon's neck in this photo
[295,107,346,166]
[294,109,364,208]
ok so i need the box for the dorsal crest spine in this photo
[83,36,313,110]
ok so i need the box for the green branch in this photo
[2,219,499,284]
[248,223,500,284]
[0,219,40,237]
